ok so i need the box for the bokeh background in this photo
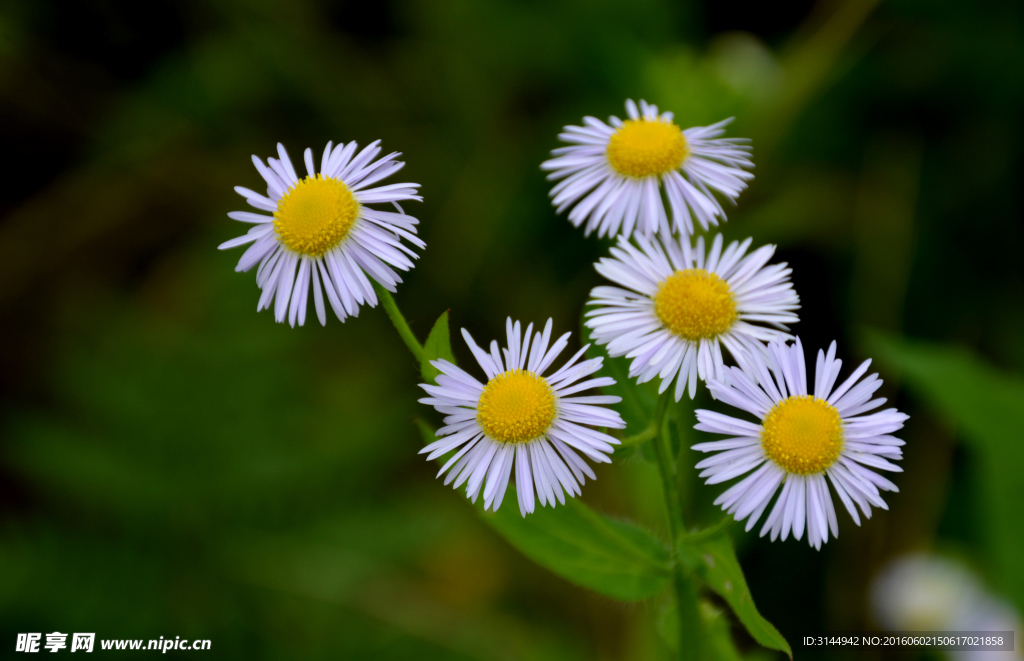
[1,0,1023,658]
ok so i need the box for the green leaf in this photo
[866,331,1024,609]
[420,310,456,384]
[482,493,672,601]
[412,419,671,601]
[678,523,792,658]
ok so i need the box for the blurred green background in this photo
[1,0,1022,658]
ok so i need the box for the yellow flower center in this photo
[477,369,557,444]
[761,396,844,475]
[606,118,689,178]
[273,175,359,257]
[654,269,738,341]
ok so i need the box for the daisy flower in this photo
[692,338,909,549]
[541,99,753,239]
[585,233,799,400]
[219,141,423,326]
[418,319,626,517]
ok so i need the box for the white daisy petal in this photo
[488,447,516,512]
[516,446,535,516]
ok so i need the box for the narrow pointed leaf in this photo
[421,310,456,383]
[678,524,792,658]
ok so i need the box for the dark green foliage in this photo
[1,0,1022,658]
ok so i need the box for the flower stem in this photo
[618,423,658,447]
[374,282,424,363]
[652,392,685,540]
[651,391,695,659]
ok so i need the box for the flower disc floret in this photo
[761,395,844,475]
[477,369,556,443]
[606,118,689,178]
[654,268,738,341]
[273,174,359,257]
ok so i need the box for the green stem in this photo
[618,423,658,447]
[652,393,684,539]
[374,282,424,363]
[651,392,695,660]
[617,394,672,447]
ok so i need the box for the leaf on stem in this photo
[412,419,672,601]
[678,523,792,658]
[482,494,672,601]
[421,310,456,383]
